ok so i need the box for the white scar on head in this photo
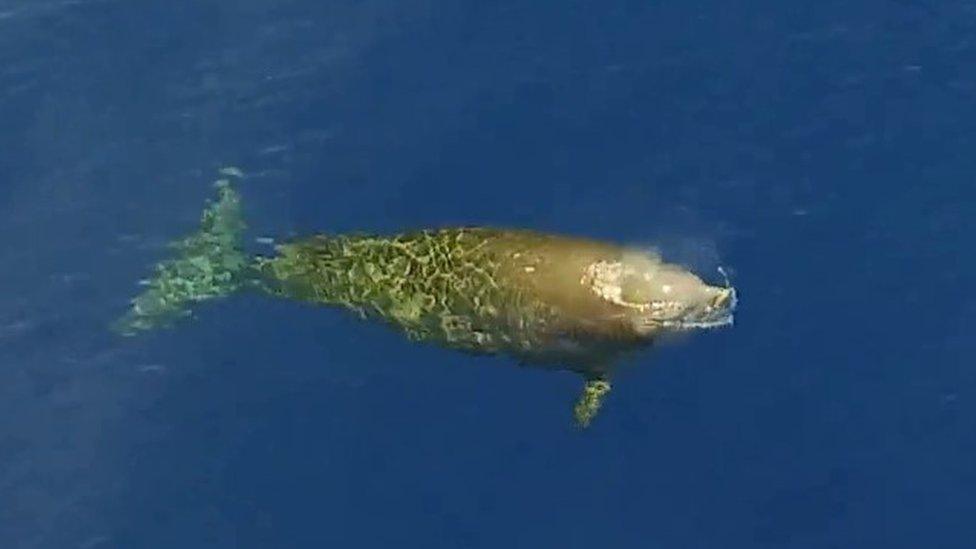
[580,260,653,312]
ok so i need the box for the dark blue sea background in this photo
[1,1,973,548]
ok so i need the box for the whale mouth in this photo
[659,312,734,330]
[653,286,737,331]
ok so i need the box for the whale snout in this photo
[711,286,737,311]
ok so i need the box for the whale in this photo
[115,170,737,427]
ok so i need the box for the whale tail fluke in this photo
[112,171,250,336]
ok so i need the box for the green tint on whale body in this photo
[115,172,737,428]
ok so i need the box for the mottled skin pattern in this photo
[116,174,735,428]
[256,228,649,375]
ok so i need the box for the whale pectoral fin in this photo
[573,376,612,429]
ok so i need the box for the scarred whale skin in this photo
[116,173,737,427]
[257,229,734,373]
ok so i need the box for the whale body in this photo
[116,173,737,427]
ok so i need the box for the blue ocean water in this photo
[1,1,973,547]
